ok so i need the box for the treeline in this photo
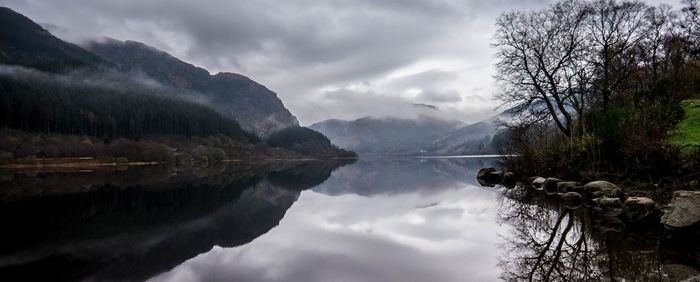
[0,74,259,142]
[494,0,700,180]
[267,127,358,158]
[0,130,274,165]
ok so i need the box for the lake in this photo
[0,157,698,281]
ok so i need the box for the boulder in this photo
[592,196,624,217]
[561,192,583,209]
[661,264,700,282]
[622,197,657,222]
[531,177,546,190]
[593,196,623,209]
[525,176,538,184]
[593,216,625,233]
[544,178,562,194]
[556,181,581,192]
[488,171,504,183]
[585,181,624,199]
[661,190,700,230]
[477,168,497,187]
[477,167,496,179]
[502,172,516,188]
[569,185,589,198]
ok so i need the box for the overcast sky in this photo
[0,0,682,125]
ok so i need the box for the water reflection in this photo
[0,159,353,282]
[149,157,508,282]
[1,157,698,281]
[497,185,700,281]
[313,157,502,196]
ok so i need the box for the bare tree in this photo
[682,0,700,54]
[494,0,590,137]
[641,5,676,82]
[586,0,648,111]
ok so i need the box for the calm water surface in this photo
[0,157,698,281]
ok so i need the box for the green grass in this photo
[668,99,700,156]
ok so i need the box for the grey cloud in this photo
[417,90,463,103]
[0,0,559,124]
[148,183,506,282]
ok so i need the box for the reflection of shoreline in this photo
[497,186,700,281]
[0,158,356,202]
[0,159,351,282]
[313,157,503,196]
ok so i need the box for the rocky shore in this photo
[477,168,700,235]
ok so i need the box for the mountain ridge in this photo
[309,111,510,155]
[85,38,299,136]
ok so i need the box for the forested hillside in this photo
[0,70,258,142]
[87,39,299,136]
[0,7,355,164]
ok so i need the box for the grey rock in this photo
[477,168,496,187]
[593,216,625,233]
[488,171,504,183]
[531,177,546,190]
[585,181,624,199]
[593,196,623,209]
[623,197,657,222]
[544,178,563,194]
[503,172,516,188]
[557,181,581,192]
[561,192,583,209]
[662,264,700,282]
[526,176,538,184]
[477,167,496,179]
[661,190,700,229]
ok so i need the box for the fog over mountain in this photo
[309,109,512,155]
[0,0,562,125]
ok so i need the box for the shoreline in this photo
[0,156,360,171]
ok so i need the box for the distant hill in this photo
[309,116,465,155]
[86,39,299,136]
[266,127,357,158]
[309,111,512,155]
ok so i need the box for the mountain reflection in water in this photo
[0,160,353,282]
[0,157,698,281]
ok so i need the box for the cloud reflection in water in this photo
[149,160,507,282]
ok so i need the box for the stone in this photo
[531,177,546,190]
[569,185,589,198]
[593,216,625,233]
[661,190,700,230]
[662,264,700,282]
[477,168,497,187]
[525,176,538,184]
[593,196,623,209]
[488,171,504,183]
[503,172,516,187]
[477,167,496,179]
[623,197,657,222]
[561,192,583,209]
[556,181,581,192]
[585,181,624,199]
[544,178,562,194]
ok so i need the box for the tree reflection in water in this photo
[496,186,698,281]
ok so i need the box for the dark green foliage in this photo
[0,75,259,143]
[266,127,357,158]
[267,127,331,148]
